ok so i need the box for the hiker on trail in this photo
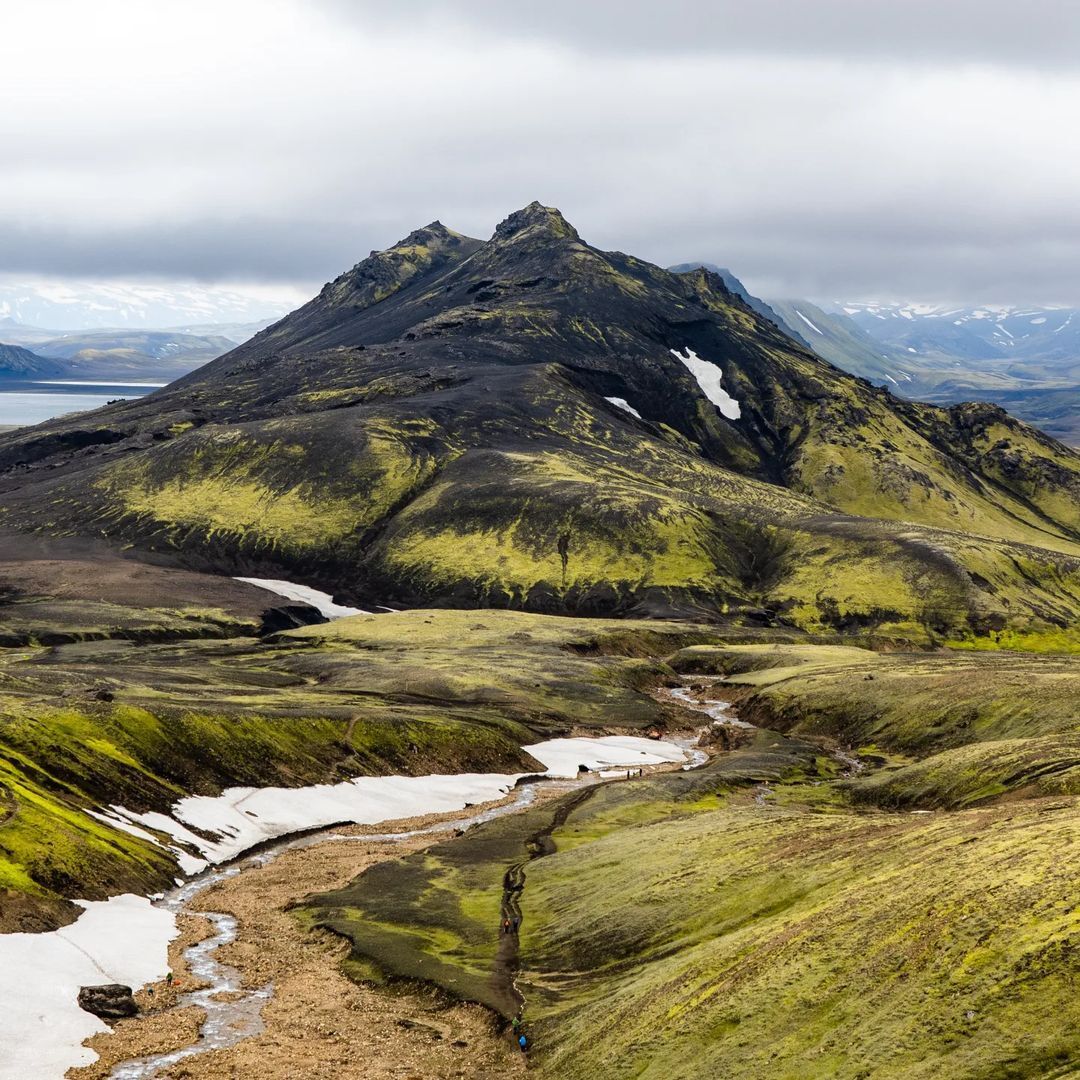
[503,917,512,934]
[512,916,520,932]
[512,1015,522,1035]
[518,1034,528,1053]
[166,972,173,986]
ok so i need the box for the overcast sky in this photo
[3,0,1080,306]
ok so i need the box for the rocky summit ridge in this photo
[0,203,1077,642]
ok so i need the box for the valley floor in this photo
[1,594,1078,1078]
[71,802,532,1080]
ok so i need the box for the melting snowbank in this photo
[234,577,370,619]
[131,773,523,865]
[18,734,690,1079]
[0,895,176,1080]
[109,737,689,866]
[523,735,687,777]
[671,346,741,419]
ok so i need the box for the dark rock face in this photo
[77,983,138,1020]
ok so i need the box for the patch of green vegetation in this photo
[742,648,1075,745]
[946,626,1080,654]
[679,643,1080,811]
[95,422,438,557]
[848,734,1080,808]
[520,792,1080,1080]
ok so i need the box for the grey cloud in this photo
[0,219,375,287]
[320,0,1080,67]
[2,0,1079,306]
[4,201,1079,310]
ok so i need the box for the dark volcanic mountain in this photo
[0,202,1077,639]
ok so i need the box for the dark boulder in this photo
[77,983,138,1020]
[258,603,327,636]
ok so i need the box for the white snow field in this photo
[523,734,688,777]
[0,894,177,1080]
[233,577,370,618]
[13,734,690,1078]
[113,735,688,864]
[670,347,741,419]
[604,396,643,419]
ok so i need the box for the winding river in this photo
[105,728,716,1078]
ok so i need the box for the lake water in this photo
[0,381,163,427]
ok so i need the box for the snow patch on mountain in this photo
[604,396,642,419]
[794,310,823,335]
[671,347,741,420]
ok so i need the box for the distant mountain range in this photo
[0,321,275,382]
[837,301,1080,369]
[0,281,293,331]
[671,265,1079,446]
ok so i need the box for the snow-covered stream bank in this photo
[0,734,694,1080]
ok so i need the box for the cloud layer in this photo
[2,0,1079,304]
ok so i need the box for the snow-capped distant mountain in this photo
[0,280,298,332]
[830,301,1080,367]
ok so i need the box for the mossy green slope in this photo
[677,642,1080,809]
[519,792,1080,1080]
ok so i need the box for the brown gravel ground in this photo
[68,800,540,1080]
[66,753,702,1079]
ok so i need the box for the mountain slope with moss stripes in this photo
[0,203,1077,640]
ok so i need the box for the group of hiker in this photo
[512,1013,528,1053]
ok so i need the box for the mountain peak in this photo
[492,201,579,244]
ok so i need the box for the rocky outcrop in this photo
[78,983,138,1020]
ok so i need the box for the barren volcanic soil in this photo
[69,802,549,1080]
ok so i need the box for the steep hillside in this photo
[766,298,932,390]
[0,203,1077,640]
